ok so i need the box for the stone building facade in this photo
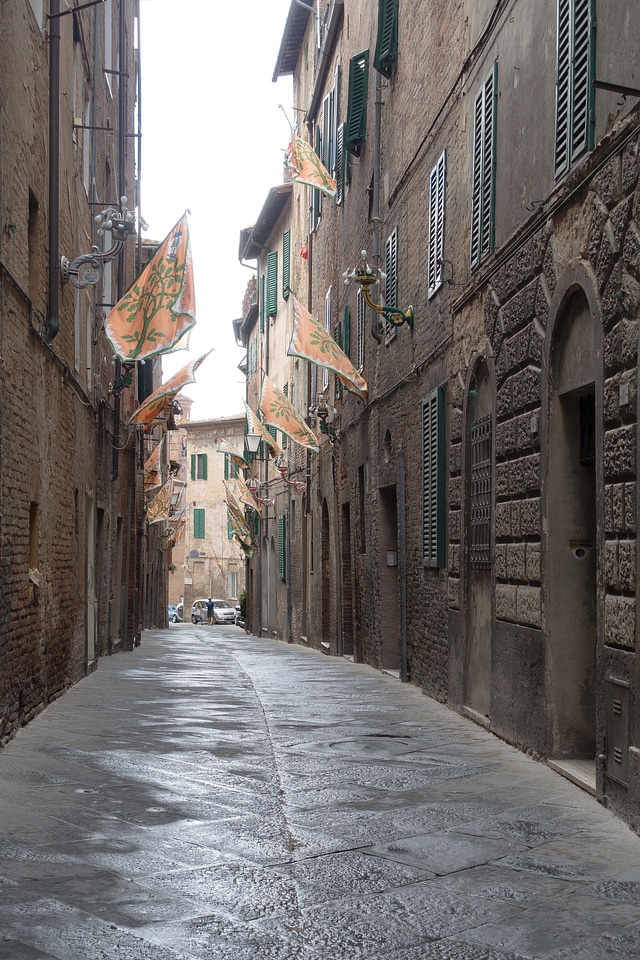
[0,0,168,743]
[235,0,640,829]
[181,416,246,612]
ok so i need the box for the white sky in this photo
[139,0,294,420]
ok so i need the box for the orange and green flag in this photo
[144,438,163,494]
[217,439,248,470]
[288,296,368,401]
[287,133,337,198]
[260,374,319,452]
[104,213,196,361]
[146,477,173,524]
[243,400,281,458]
[129,351,211,426]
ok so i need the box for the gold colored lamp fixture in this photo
[343,251,414,331]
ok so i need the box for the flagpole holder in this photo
[312,394,340,444]
[343,251,414,331]
[245,478,275,508]
[274,457,307,493]
[61,198,136,289]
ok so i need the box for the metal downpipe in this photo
[46,0,61,342]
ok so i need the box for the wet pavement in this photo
[1,626,640,959]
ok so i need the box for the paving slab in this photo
[1,626,640,959]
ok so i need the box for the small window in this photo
[191,453,207,480]
[345,50,369,157]
[373,0,398,78]
[194,508,205,540]
[555,0,595,177]
[422,387,445,568]
[384,228,398,343]
[428,150,447,297]
[470,63,498,270]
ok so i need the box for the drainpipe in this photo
[46,0,61,342]
[398,450,408,681]
[112,0,128,481]
[370,69,383,343]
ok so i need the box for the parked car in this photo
[168,603,183,623]
[191,598,236,624]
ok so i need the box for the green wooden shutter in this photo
[374,0,398,78]
[554,0,595,176]
[428,150,447,297]
[470,63,497,269]
[194,508,205,540]
[384,228,398,341]
[335,122,345,205]
[278,514,286,580]
[190,454,196,480]
[201,453,207,481]
[422,387,445,568]
[227,517,234,540]
[137,359,154,402]
[345,50,369,157]
[267,251,278,316]
[282,229,290,299]
[224,453,229,480]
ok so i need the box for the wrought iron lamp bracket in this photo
[61,198,136,289]
[344,252,414,331]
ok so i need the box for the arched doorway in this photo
[547,287,597,762]
[465,358,494,721]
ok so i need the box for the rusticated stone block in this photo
[525,542,541,583]
[612,482,624,534]
[448,543,460,576]
[449,475,462,509]
[496,462,512,499]
[605,540,619,590]
[604,425,637,479]
[449,508,461,543]
[622,134,640,195]
[495,544,508,579]
[592,152,622,210]
[447,576,461,610]
[516,585,542,628]
[624,482,636,534]
[619,539,636,593]
[496,583,518,621]
[604,595,636,650]
[495,501,511,539]
[604,319,639,375]
[507,542,526,581]
[520,498,541,537]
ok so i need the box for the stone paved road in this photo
[1,626,640,959]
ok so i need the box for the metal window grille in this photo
[470,414,492,569]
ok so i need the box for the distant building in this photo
[182,416,247,610]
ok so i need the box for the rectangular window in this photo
[345,50,369,157]
[278,514,287,580]
[555,0,595,177]
[267,251,278,316]
[470,413,492,569]
[428,150,447,298]
[374,0,398,78]
[282,228,291,299]
[336,122,346,205]
[470,63,498,270]
[356,288,366,371]
[191,453,207,480]
[228,571,239,598]
[422,387,445,568]
[384,228,398,343]
[194,507,205,540]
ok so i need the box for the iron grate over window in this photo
[580,392,595,465]
[470,414,492,569]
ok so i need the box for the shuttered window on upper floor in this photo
[373,0,398,79]
[345,50,369,158]
[282,229,290,300]
[384,227,398,343]
[267,251,278,316]
[428,150,446,298]
[554,0,595,177]
[193,507,205,540]
[191,453,207,480]
[422,387,445,568]
[470,63,497,271]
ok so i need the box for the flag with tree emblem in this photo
[287,133,337,198]
[260,374,319,452]
[288,296,368,401]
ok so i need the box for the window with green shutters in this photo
[224,453,239,480]
[278,514,287,580]
[282,229,290,300]
[137,358,154,402]
[373,0,398,78]
[345,50,369,157]
[554,0,595,177]
[428,150,446,298]
[227,517,234,540]
[422,387,445,568]
[194,507,205,540]
[190,453,207,480]
[267,251,278,316]
[470,63,497,270]
[384,227,398,343]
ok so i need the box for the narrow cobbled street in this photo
[1,626,640,959]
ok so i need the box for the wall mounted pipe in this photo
[46,0,61,342]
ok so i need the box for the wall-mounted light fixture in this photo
[61,197,136,289]
[311,393,340,443]
[343,250,414,331]
[245,433,262,455]
[245,477,275,507]
[274,456,307,493]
